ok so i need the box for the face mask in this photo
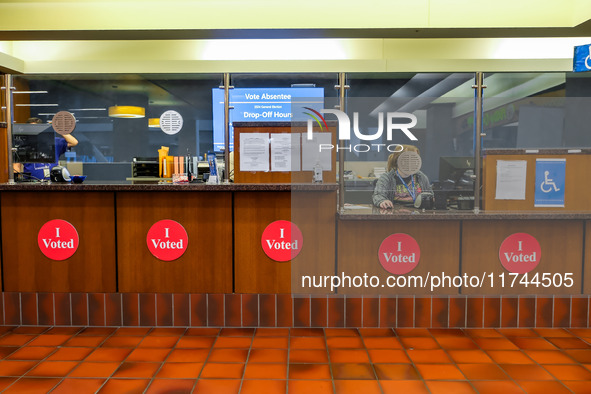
[397,151,422,176]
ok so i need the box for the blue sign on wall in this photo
[573,44,591,72]
[212,87,324,152]
[534,158,566,207]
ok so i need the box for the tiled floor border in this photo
[0,293,589,328]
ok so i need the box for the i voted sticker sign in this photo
[499,233,541,274]
[261,220,303,262]
[146,220,188,261]
[38,219,79,261]
[378,233,420,275]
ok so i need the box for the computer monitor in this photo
[12,123,56,163]
[439,156,474,186]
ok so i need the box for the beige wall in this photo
[0,0,590,74]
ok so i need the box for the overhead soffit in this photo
[1,0,591,39]
[0,0,591,73]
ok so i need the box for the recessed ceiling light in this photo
[108,105,145,118]
[148,118,160,128]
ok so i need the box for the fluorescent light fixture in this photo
[12,91,48,94]
[38,113,57,116]
[108,105,145,118]
[148,118,160,128]
[201,39,347,60]
[15,103,59,107]
[68,108,107,111]
[491,37,591,60]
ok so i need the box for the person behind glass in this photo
[15,117,78,181]
[372,145,432,209]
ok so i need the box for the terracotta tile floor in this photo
[0,326,588,393]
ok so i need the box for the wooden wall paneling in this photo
[337,219,461,295]
[462,220,583,295]
[234,191,292,293]
[483,154,591,211]
[584,220,591,294]
[0,75,5,124]
[0,76,9,183]
[234,124,336,184]
[290,191,337,294]
[1,191,116,292]
[116,191,232,293]
[0,126,7,184]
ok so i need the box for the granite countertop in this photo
[0,182,339,192]
[339,205,591,220]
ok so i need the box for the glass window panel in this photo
[11,74,223,183]
[344,72,476,211]
[480,72,591,149]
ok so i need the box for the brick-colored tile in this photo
[37,293,54,326]
[570,297,588,328]
[122,293,139,326]
[190,294,207,327]
[156,293,173,326]
[207,294,224,327]
[518,297,535,328]
[536,297,553,328]
[224,294,241,327]
[88,293,105,326]
[105,293,122,326]
[397,297,414,328]
[328,297,345,328]
[294,297,311,328]
[20,293,38,326]
[379,297,397,328]
[277,294,293,327]
[501,297,518,328]
[242,294,259,327]
[259,294,277,327]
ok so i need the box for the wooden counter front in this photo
[337,219,461,295]
[462,220,583,295]
[116,192,233,293]
[1,191,116,292]
[339,209,588,296]
[234,190,337,293]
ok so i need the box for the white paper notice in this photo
[240,133,269,172]
[301,133,332,171]
[495,160,527,200]
[270,133,301,172]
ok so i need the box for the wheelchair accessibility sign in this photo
[573,44,591,72]
[535,158,565,207]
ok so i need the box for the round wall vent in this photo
[160,110,183,135]
[397,151,422,176]
[52,111,76,135]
